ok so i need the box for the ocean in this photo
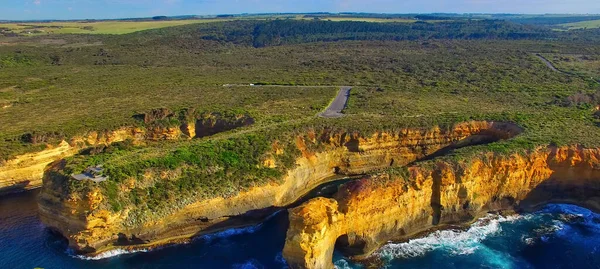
[1,190,599,269]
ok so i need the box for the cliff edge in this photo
[38,121,520,256]
[283,146,600,269]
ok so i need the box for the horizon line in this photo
[2,12,600,23]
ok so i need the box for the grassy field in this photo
[0,36,597,160]
[0,19,231,35]
[306,17,416,23]
[0,16,417,36]
[559,19,600,30]
[3,13,600,38]
[1,18,595,222]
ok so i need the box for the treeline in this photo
[507,16,600,26]
[250,20,557,47]
[184,19,562,47]
[304,13,414,19]
[122,19,600,49]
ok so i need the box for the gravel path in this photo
[319,87,352,118]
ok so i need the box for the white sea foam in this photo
[70,224,263,261]
[199,210,283,242]
[522,236,535,245]
[333,258,353,269]
[68,247,149,260]
[70,211,283,260]
[376,214,523,260]
[68,224,261,261]
[200,223,263,243]
[375,204,600,263]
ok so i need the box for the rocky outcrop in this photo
[1,112,254,194]
[0,128,146,194]
[194,113,255,138]
[38,121,521,257]
[0,141,73,194]
[179,113,254,138]
[136,108,255,139]
[282,146,600,269]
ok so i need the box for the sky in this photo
[1,0,600,21]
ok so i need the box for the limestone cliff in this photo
[282,146,600,269]
[0,113,254,194]
[0,128,146,194]
[38,121,521,257]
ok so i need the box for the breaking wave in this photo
[376,214,524,260]
[69,223,263,261]
[68,248,149,260]
[70,211,283,260]
[334,258,353,269]
[199,223,264,243]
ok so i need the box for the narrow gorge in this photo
[282,146,600,269]
[37,121,522,257]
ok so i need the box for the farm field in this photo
[307,17,416,23]
[0,19,231,35]
[559,19,600,30]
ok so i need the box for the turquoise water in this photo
[1,190,600,269]
[335,204,600,269]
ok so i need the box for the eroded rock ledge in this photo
[282,146,600,269]
[0,128,148,194]
[0,112,253,194]
[38,121,520,257]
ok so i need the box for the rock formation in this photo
[0,128,146,194]
[0,113,254,194]
[282,146,600,269]
[38,121,521,257]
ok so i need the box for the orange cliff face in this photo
[0,128,147,194]
[37,121,521,257]
[282,146,600,269]
[0,113,256,195]
[0,127,185,194]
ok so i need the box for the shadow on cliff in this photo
[519,177,600,214]
[518,146,600,213]
[0,180,31,196]
[191,177,358,245]
[195,123,526,258]
[410,123,523,166]
[45,121,527,256]
[197,122,525,245]
[329,172,600,268]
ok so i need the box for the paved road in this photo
[319,87,352,118]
